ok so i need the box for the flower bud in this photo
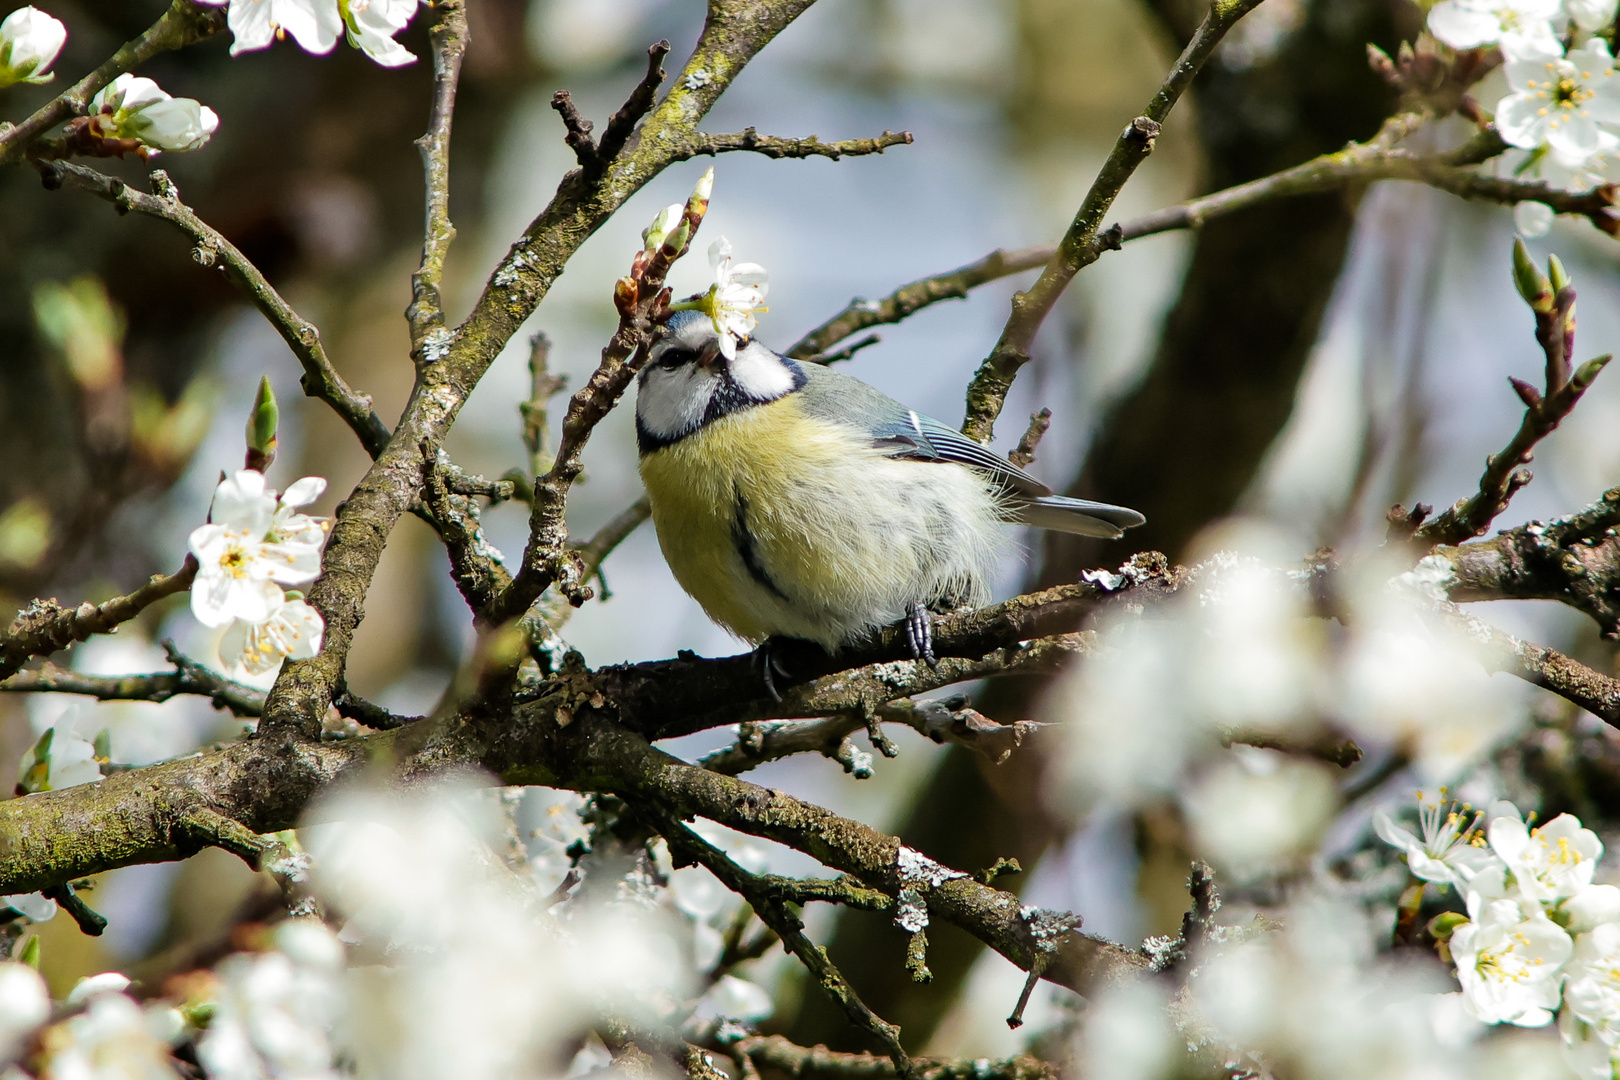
[1511,238,1554,313]
[1427,911,1468,942]
[245,375,278,470]
[18,936,40,969]
[691,165,714,206]
[1548,253,1572,293]
[661,218,691,256]
[0,6,66,88]
[1571,353,1612,391]
[88,73,218,155]
[640,202,685,254]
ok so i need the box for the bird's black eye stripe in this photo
[656,346,698,369]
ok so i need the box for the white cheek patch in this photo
[637,364,719,440]
[729,345,797,400]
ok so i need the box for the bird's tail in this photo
[1009,496,1146,539]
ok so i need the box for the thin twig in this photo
[1417,268,1611,545]
[0,1,223,166]
[726,1036,1054,1080]
[682,127,912,162]
[807,333,882,365]
[0,557,197,680]
[653,813,912,1074]
[1,660,265,717]
[960,0,1294,443]
[787,246,1054,360]
[41,162,389,456]
[407,0,469,350]
[1009,409,1052,469]
[598,42,673,166]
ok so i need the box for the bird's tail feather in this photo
[1010,496,1146,539]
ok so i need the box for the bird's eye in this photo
[655,346,698,370]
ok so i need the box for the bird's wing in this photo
[870,410,1053,498]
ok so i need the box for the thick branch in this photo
[1441,602,1620,725]
[960,0,1266,443]
[407,0,469,349]
[0,1,223,167]
[42,162,390,457]
[682,128,912,162]
[0,557,196,680]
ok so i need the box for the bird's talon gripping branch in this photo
[905,602,937,669]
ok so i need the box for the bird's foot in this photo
[905,602,938,669]
[752,636,796,703]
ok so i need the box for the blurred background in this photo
[5,0,1620,1062]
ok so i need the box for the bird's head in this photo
[635,310,800,450]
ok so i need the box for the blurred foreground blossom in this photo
[37,989,184,1079]
[0,963,49,1063]
[308,783,692,1078]
[1182,749,1337,880]
[196,921,345,1080]
[0,5,65,87]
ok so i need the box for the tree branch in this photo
[786,246,1054,360]
[960,0,1267,443]
[1,652,266,719]
[40,162,390,457]
[681,127,912,162]
[1416,264,1610,545]
[407,0,469,351]
[0,557,196,680]
[598,41,673,165]
[0,0,224,167]
[652,813,912,1071]
[726,1036,1054,1080]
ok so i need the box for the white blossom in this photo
[1487,804,1604,904]
[18,717,102,792]
[88,74,218,155]
[694,975,773,1024]
[189,470,326,629]
[1563,884,1620,934]
[1426,0,1563,55]
[1497,40,1620,167]
[37,991,183,1080]
[196,0,343,58]
[697,236,768,360]
[0,962,49,1063]
[67,971,132,1005]
[1374,790,1501,888]
[196,921,345,1080]
[1451,894,1573,1026]
[340,0,419,67]
[0,5,65,87]
[1569,0,1620,33]
[3,892,55,923]
[1515,199,1556,236]
[220,597,324,676]
[1564,921,1620,1046]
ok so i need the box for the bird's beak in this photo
[697,339,724,371]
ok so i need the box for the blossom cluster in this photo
[1426,0,1620,235]
[1378,794,1620,1078]
[0,787,778,1079]
[188,469,329,679]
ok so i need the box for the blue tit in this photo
[634,310,1144,674]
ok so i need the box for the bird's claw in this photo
[905,602,937,669]
[753,638,793,702]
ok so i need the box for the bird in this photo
[634,309,1145,693]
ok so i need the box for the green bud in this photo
[1427,910,1468,943]
[661,218,692,255]
[1512,238,1554,312]
[245,375,279,460]
[17,936,40,969]
[1572,353,1613,391]
[17,727,54,794]
[92,728,111,764]
[1548,253,1571,293]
